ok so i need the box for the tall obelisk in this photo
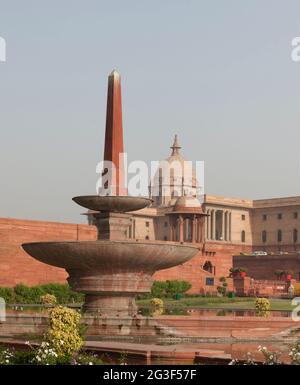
[103,70,126,196]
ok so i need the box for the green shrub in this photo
[0,287,14,303]
[151,280,192,298]
[0,283,84,304]
[151,281,167,297]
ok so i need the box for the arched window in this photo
[241,230,246,243]
[203,261,213,274]
[277,229,282,243]
[262,230,267,243]
[293,229,298,243]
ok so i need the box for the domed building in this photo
[150,135,201,207]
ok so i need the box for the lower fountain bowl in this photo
[22,240,199,316]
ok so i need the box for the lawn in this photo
[137,297,294,311]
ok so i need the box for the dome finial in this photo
[170,134,181,155]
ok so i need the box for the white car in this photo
[252,251,268,256]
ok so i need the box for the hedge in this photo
[0,284,84,304]
[0,280,192,304]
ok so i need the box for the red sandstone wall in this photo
[154,242,248,294]
[0,218,97,287]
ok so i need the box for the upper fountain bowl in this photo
[72,195,153,212]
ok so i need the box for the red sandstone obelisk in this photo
[103,70,126,196]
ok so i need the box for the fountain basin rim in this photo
[21,240,200,271]
[72,195,153,212]
[22,239,199,249]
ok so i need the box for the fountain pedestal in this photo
[94,212,131,240]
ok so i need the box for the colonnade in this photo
[169,214,205,243]
[206,209,231,241]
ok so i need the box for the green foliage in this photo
[230,267,247,273]
[217,277,228,296]
[0,283,84,304]
[11,350,37,365]
[151,280,192,298]
[0,287,14,303]
[46,306,83,356]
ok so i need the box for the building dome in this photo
[150,135,201,206]
[172,195,204,214]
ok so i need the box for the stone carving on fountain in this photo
[22,70,199,330]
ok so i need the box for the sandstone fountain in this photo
[22,71,199,335]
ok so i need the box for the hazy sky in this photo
[1,0,300,223]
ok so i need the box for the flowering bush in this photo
[40,294,57,306]
[229,352,257,365]
[30,341,58,365]
[0,346,14,365]
[255,298,270,317]
[150,298,164,316]
[229,344,300,365]
[0,342,103,365]
[258,345,282,365]
[289,341,300,364]
[46,306,83,356]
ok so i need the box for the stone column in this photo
[169,217,174,241]
[206,209,210,240]
[211,210,216,240]
[179,215,184,242]
[191,215,196,243]
[226,211,230,241]
[197,217,202,243]
[221,210,225,241]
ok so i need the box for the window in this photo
[293,229,298,243]
[277,230,282,243]
[294,212,298,219]
[278,213,282,220]
[164,221,168,227]
[203,261,213,273]
[206,277,214,286]
[241,230,246,243]
[145,235,149,240]
[145,221,150,227]
[241,215,245,221]
[164,236,168,241]
[262,230,267,243]
[263,214,267,221]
